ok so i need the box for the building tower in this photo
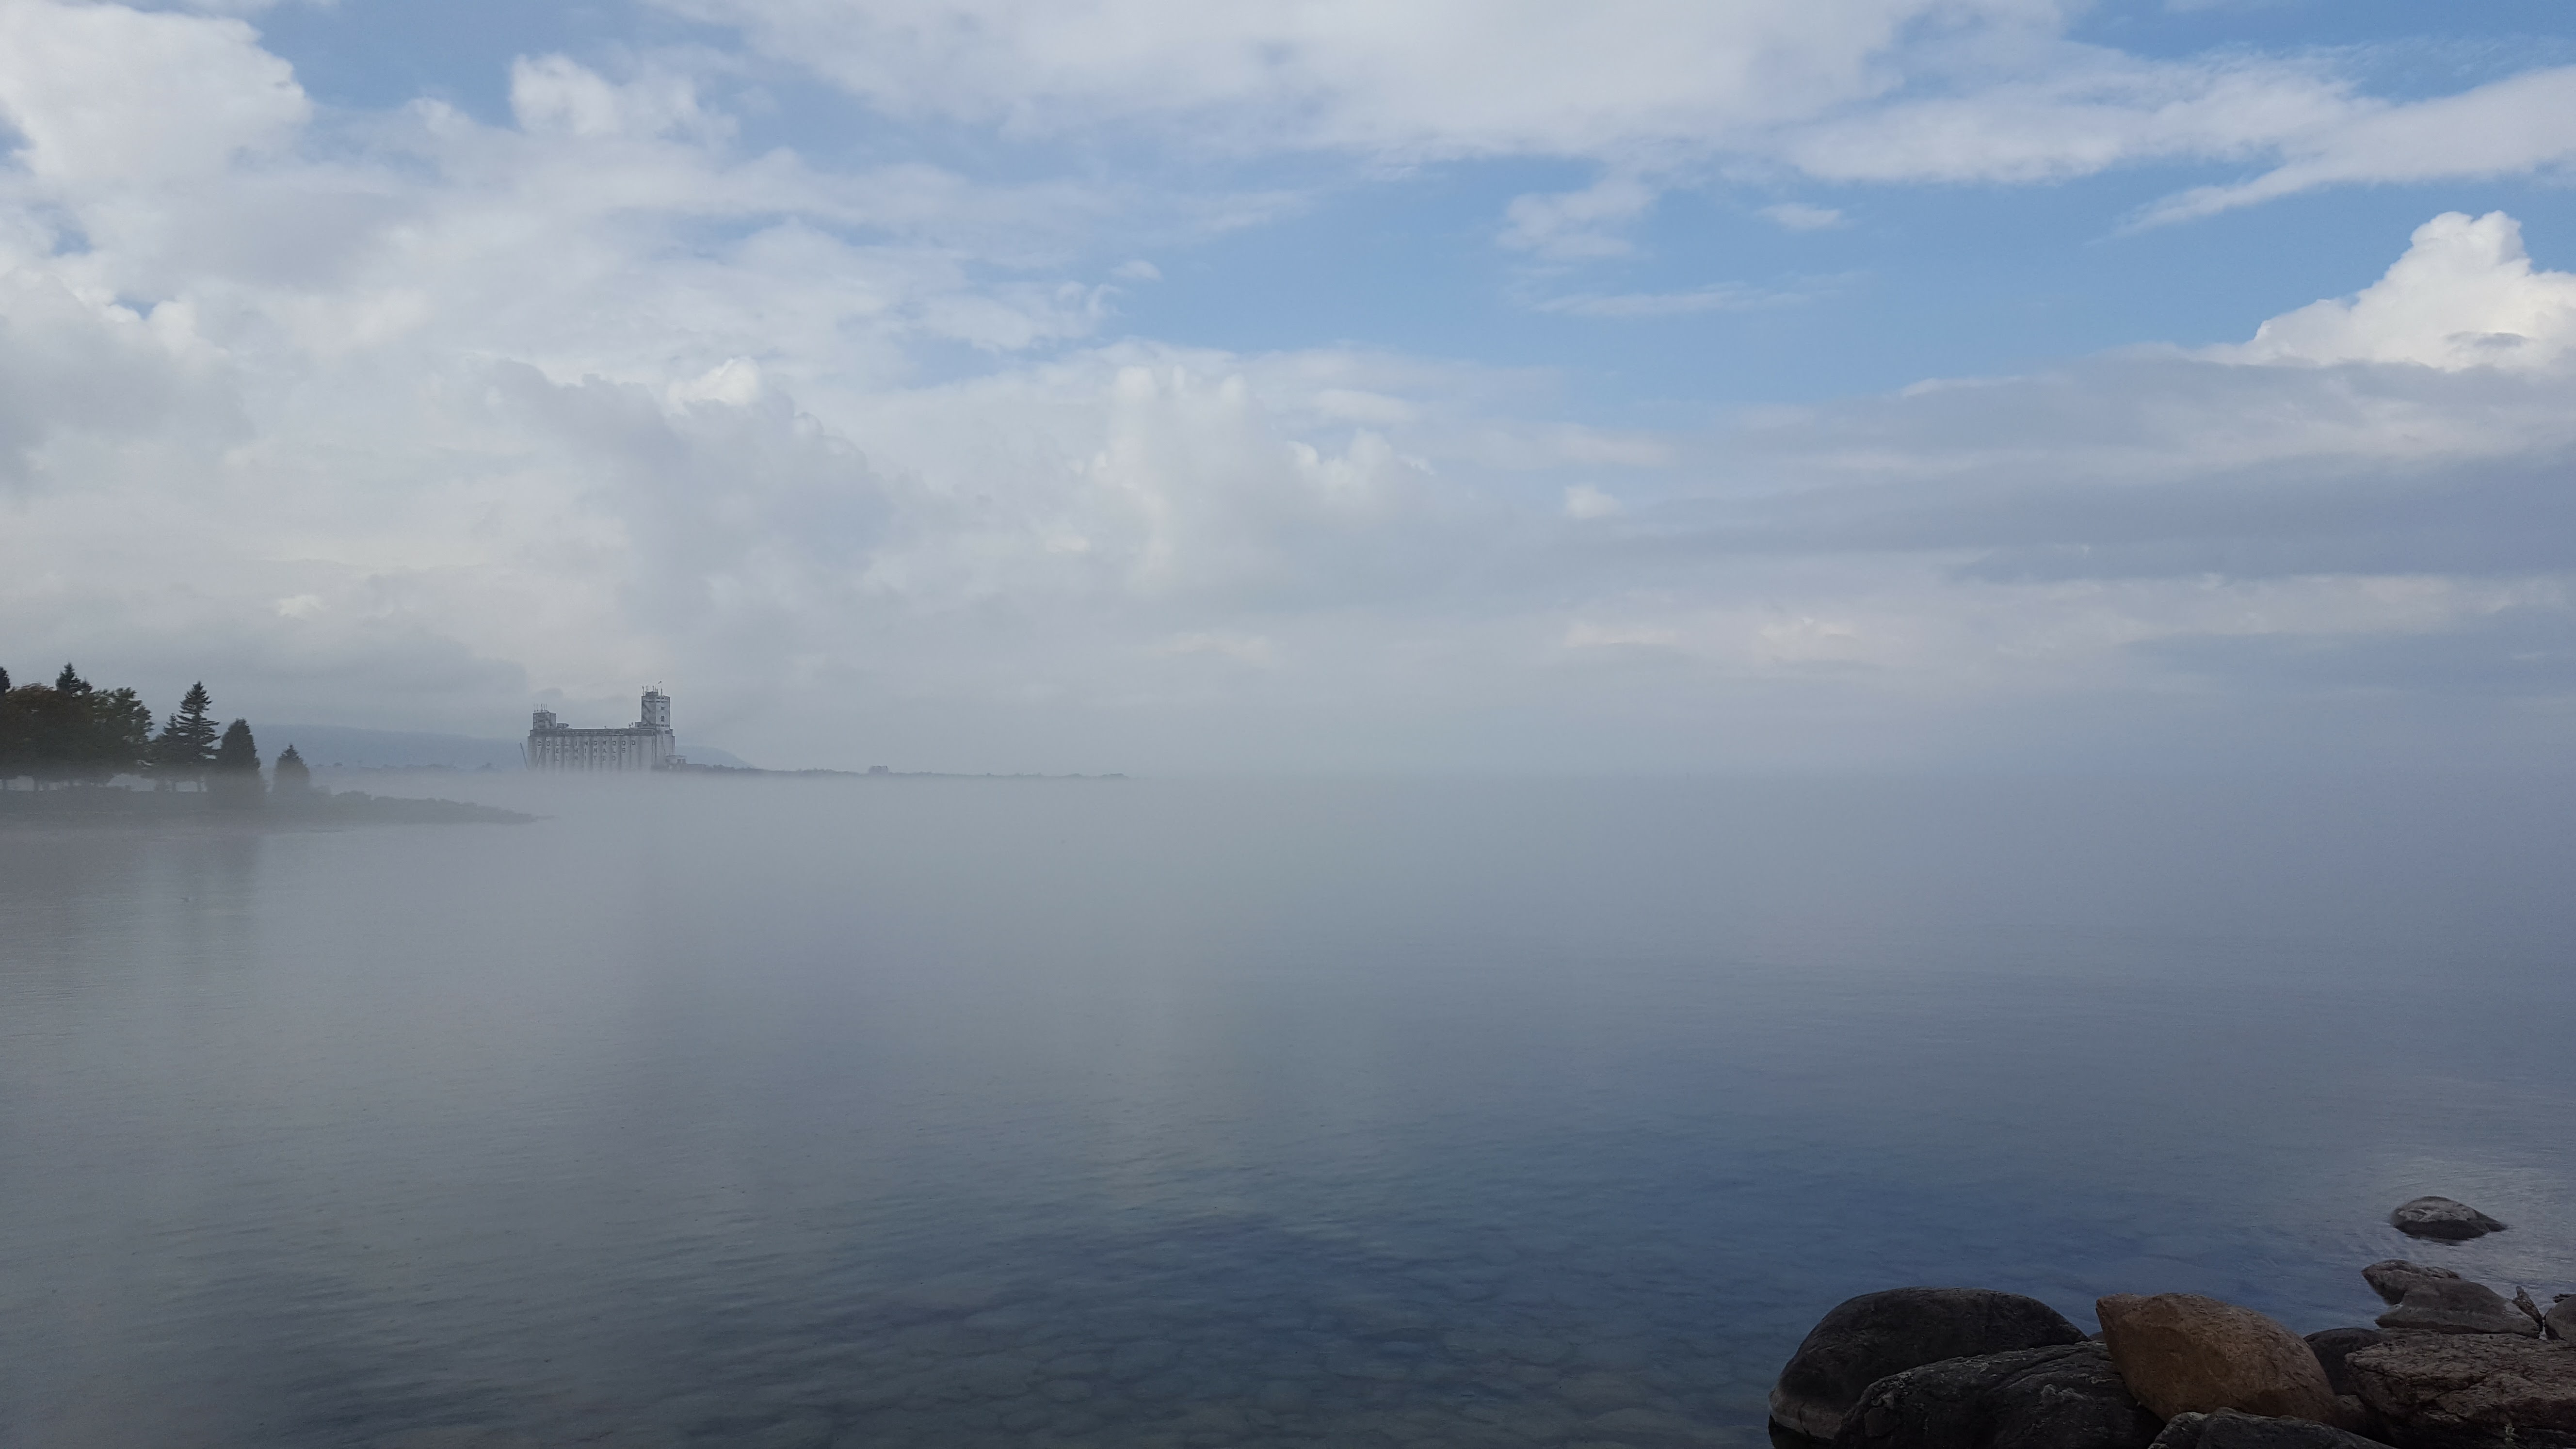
[523,689,680,771]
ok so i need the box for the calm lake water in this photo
[3,775,2572,1449]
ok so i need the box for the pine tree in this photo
[80,687,155,784]
[210,718,263,805]
[153,682,220,790]
[273,743,312,795]
[0,672,26,789]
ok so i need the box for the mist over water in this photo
[4,775,2573,1449]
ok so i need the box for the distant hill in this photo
[261,725,751,771]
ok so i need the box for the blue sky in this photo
[5,0,2576,771]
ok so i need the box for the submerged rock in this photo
[2365,1262,2464,1306]
[2149,1409,2390,1449]
[1769,1288,2088,1440]
[1829,1342,2158,1449]
[2095,1293,2345,1425]
[2376,1280,2541,1337]
[2306,1329,2391,1399]
[2346,1333,2576,1448]
[2388,1197,2507,1242]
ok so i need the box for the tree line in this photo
[0,664,308,792]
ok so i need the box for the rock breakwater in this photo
[1772,1197,2571,1449]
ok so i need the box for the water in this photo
[2,775,2571,1449]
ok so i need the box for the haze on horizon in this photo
[5,0,2576,774]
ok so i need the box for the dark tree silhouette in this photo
[0,665,152,788]
[151,682,221,790]
[273,743,312,794]
[211,718,260,772]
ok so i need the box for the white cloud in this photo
[0,1,306,182]
[2140,67,2576,224]
[1563,485,1623,520]
[1499,175,1656,259]
[644,0,2576,225]
[1761,202,1846,231]
[6,0,2576,770]
[2208,212,2576,370]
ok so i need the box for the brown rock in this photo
[2346,1333,2576,1447]
[2096,1293,2345,1425]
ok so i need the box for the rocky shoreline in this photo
[1769,1197,2571,1449]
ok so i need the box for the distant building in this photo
[526,688,682,771]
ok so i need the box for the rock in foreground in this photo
[2305,1329,2391,1399]
[1770,1288,2087,1440]
[2388,1197,2507,1242]
[2347,1334,2576,1448]
[1830,1342,2158,1449]
[2377,1279,2543,1337]
[2096,1293,2345,1425]
[2150,1409,2390,1449]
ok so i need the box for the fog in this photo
[5,774,2572,1446]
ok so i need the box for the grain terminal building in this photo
[525,689,682,771]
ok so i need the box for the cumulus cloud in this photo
[2207,212,2576,370]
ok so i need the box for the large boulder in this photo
[2346,1334,2576,1449]
[2388,1198,2507,1242]
[2096,1293,2346,1425]
[2150,1409,2390,1449]
[2551,1296,2575,1344]
[2376,1280,2541,1337]
[2306,1329,2392,1399]
[2365,1262,2464,1306]
[1829,1342,2159,1449]
[1770,1288,2088,1440]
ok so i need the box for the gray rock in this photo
[2306,1330,2392,1399]
[2347,1333,2576,1448]
[2150,1409,2389,1449]
[2389,1197,2508,1242]
[1828,1342,2159,1449]
[1770,1288,2089,1440]
[2519,1289,2548,1330]
[2552,1297,2575,1344]
[2376,1280,2542,1337]
[2366,1262,2464,1306]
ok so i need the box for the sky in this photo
[4,0,2576,773]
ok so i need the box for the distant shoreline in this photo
[0,788,535,828]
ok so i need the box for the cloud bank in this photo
[3,2,2574,771]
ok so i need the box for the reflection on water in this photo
[2,776,2572,1448]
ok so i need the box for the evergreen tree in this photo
[273,743,312,794]
[210,719,263,804]
[0,676,27,789]
[152,682,220,790]
[79,686,155,784]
